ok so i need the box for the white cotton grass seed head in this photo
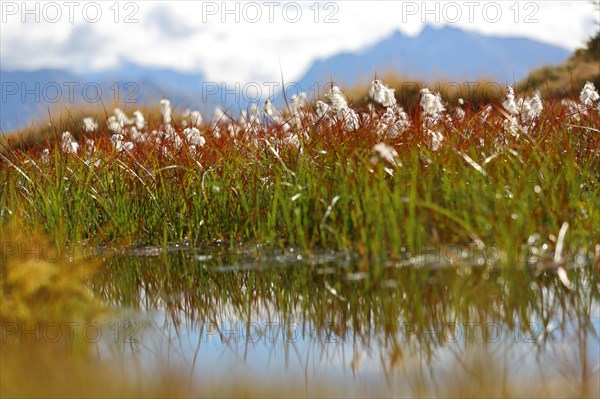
[369,79,397,107]
[316,101,330,119]
[324,85,348,112]
[114,108,132,126]
[129,126,148,143]
[160,99,172,125]
[339,107,359,132]
[107,115,123,134]
[372,142,399,165]
[454,98,466,121]
[263,99,278,116]
[502,86,520,116]
[182,108,203,128]
[61,131,79,154]
[110,134,133,152]
[420,88,445,116]
[531,91,543,114]
[168,132,183,150]
[580,81,600,106]
[376,106,411,138]
[454,107,466,122]
[133,110,146,130]
[523,90,543,122]
[289,93,307,114]
[426,129,444,152]
[184,127,206,147]
[480,105,493,122]
[502,87,543,124]
[41,148,50,163]
[82,117,98,132]
[381,107,396,125]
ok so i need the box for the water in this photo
[87,246,600,397]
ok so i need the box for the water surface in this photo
[90,246,599,397]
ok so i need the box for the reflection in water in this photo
[90,246,600,397]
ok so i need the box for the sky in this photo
[1,1,598,85]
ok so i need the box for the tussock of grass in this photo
[0,220,102,325]
[1,93,599,266]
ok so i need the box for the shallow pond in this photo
[83,245,600,397]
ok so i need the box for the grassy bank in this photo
[1,83,599,266]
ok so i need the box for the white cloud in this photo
[0,1,596,84]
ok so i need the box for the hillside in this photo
[517,30,599,98]
[340,29,599,108]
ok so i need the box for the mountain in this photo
[1,69,80,132]
[0,64,210,133]
[294,25,571,94]
[1,25,572,133]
